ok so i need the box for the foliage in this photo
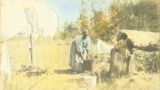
[59,0,158,41]
[90,9,117,41]
[60,21,80,40]
[113,0,158,32]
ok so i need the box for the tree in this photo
[61,21,79,40]
[113,0,158,32]
[89,2,119,41]
[79,0,90,30]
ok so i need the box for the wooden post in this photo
[25,8,34,65]
[29,34,33,65]
[28,8,34,65]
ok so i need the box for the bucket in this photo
[83,60,93,71]
[78,75,97,88]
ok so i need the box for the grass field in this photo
[4,36,160,90]
[7,37,81,90]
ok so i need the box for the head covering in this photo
[120,32,128,40]
[82,29,89,36]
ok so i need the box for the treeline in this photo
[59,0,158,41]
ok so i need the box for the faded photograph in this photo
[0,0,160,90]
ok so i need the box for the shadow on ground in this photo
[54,69,74,74]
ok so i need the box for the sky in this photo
[45,0,113,25]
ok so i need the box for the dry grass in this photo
[4,36,160,90]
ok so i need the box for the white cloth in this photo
[1,0,28,77]
[1,43,11,77]
[1,0,28,41]
[97,39,114,54]
[23,0,58,38]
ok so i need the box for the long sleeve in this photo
[87,37,91,51]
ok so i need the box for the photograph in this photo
[0,0,160,90]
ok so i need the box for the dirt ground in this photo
[5,36,160,90]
